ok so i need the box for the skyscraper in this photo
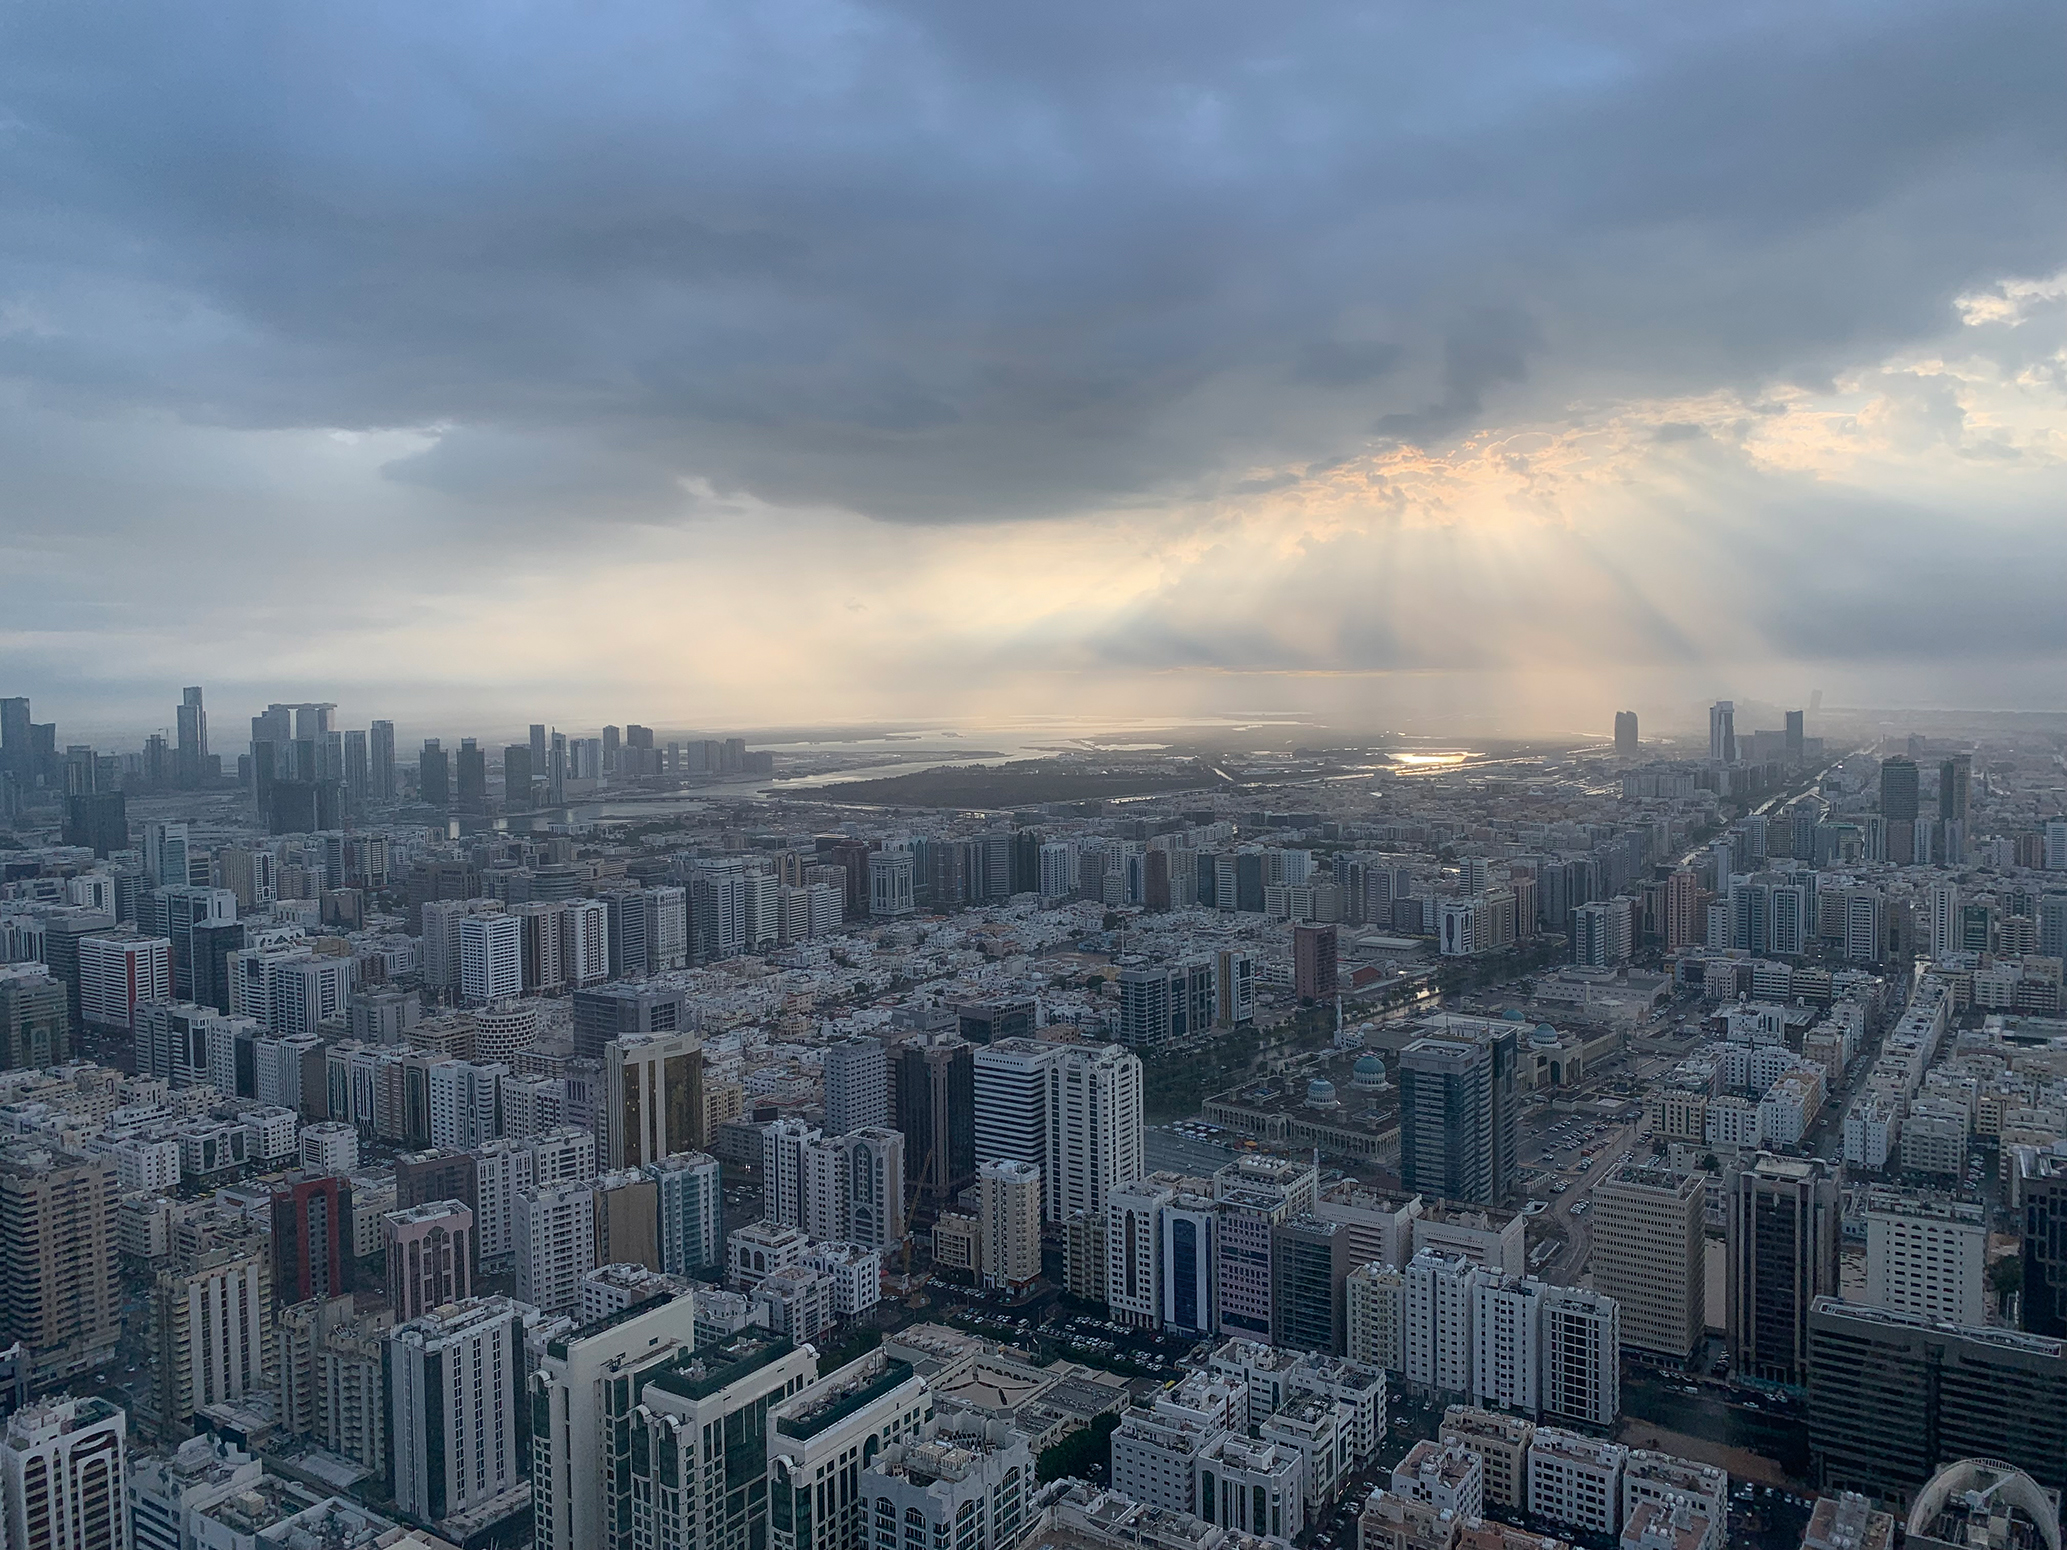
[389,1297,526,1526]
[419,740,449,806]
[1727,1155,1838,1387]
[1397,1026,1517,1205]
[1878,757,1919,823]
[455,739,487,812]
[649,1152,723,1276]
[1785,709,1804,761]
[504,743,533,809]
[603,1031,704,1168]
[369,720,396,801]
[1589,1167,1704,1359]
[1938,754,1971,824]
[896,1033,975,1212]
[0,698,30,785]
[1709,700,1736,763]
[175,687,208,788]
[270,1176,355,1306]
[1614,711,1638,758]
[0,1144,121,1382]
[823,1037,889,1135]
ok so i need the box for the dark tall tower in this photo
[0,698,29,783]
[1939,754,1971,824]
[455,739,487,812]
[897,1034,974,1212]
[1614,711,1639,758]
[1726,1155,1839,1387]
[370,720,397,801]
[419,740,450,807]
[174,687,208,788]
[1784,710,1804,761]
[1879,757,1919,822]
[503,745,533,810]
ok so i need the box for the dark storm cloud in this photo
[0,0,2058,528]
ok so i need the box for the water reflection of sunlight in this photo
[1390,751,1475,768]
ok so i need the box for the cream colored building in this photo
[1589,1166,1705,1359]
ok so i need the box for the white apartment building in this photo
[389,1296,525,1524]
[1051,1043,1144,1222]
[980,1159,1043,1292]
[78,935,172,1029]
[514,1183,595,1315]
[802,1242,882,1319]
[1527,1429,1628,1536]
[1,1399,127,1550]
[1862,1193,1987,1326]
[1470,1273,1542,1416]
[1390,1439,1483,1519]
[1403,1249,1475,1395]
[476,1129,596,1273]
[1623,1450,1728,1550]
[822,1038,889,1135]
[459,912,523,1005]
[1107,1176,1174,1328]
[298,1122,358,1175]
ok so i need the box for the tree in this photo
[1990,1256,2023,1300]
[1037,1412,1120,1483]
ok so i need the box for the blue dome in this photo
[1500,1008,1527,1021]
[1305,1078,1339,1107]
[1530,1022,1560,1046]
[1352,1054,1387,1089]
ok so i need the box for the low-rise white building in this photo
[1528,1428,1628,1536]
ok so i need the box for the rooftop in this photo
[646,1330,796,1401]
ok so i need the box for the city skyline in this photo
[1,2,2060,730]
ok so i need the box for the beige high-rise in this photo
[980,1159,1043,1292]
[1590,1165,1706,1359]
[0,1145,121,1383]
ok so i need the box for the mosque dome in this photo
[1531,1022,1561,1047]
[1352,1054,1388,1089]
[1305,1078,1340,1108]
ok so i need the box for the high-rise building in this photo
[649,1152,723,1276]
[572,982,688,1063]
[1051,1042,1145,1223]
[0,973,68,1072]
[823,1037,889,1135]
[419,740,449,807]
[270,1176,355,1307]
[1862,1193,1985,1327]
[1293,923,1338,1002]
[77,933,172,1030]
[527,1293,697,1550]
[389,1296,526,1527]
[1807,1297,2067,1504]
[174,687,209,789]
[369,720,396,801]
[896,1033,975,1212]
[1398,1028,1517,1206]
[385,1200,473,1322]
[1727,1155,1839,1387]
[458,912,522,1004]
[979,1159,1042,1292]
[0,1398,127,1550]
[1614,712,1639,758]
[454,739,487,812]
[149,1219,271,1438]
[604,1031,704,1168]
[2017,1149,2067,1336]
[128,1434,264,1550]
[0,698,31,785]
[1785,710,1804,761]
[1589,1167,1704,1359]
[502,744,533,810]
[1708,701,1736,763]
[1540,1284,1619,1428]
[592,1169,661,1271]
[515,1183,594,1314]
[973,1038,1058,1192]
[1879,757,1919,824]
[0,1144,121,1383]
[1572,897,1633,968]
[1938,754,1971,824]
[1271,1215,1353,1354]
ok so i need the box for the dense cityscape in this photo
[2,690,2065,1550]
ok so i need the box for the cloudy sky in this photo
[2,0,2061,743]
